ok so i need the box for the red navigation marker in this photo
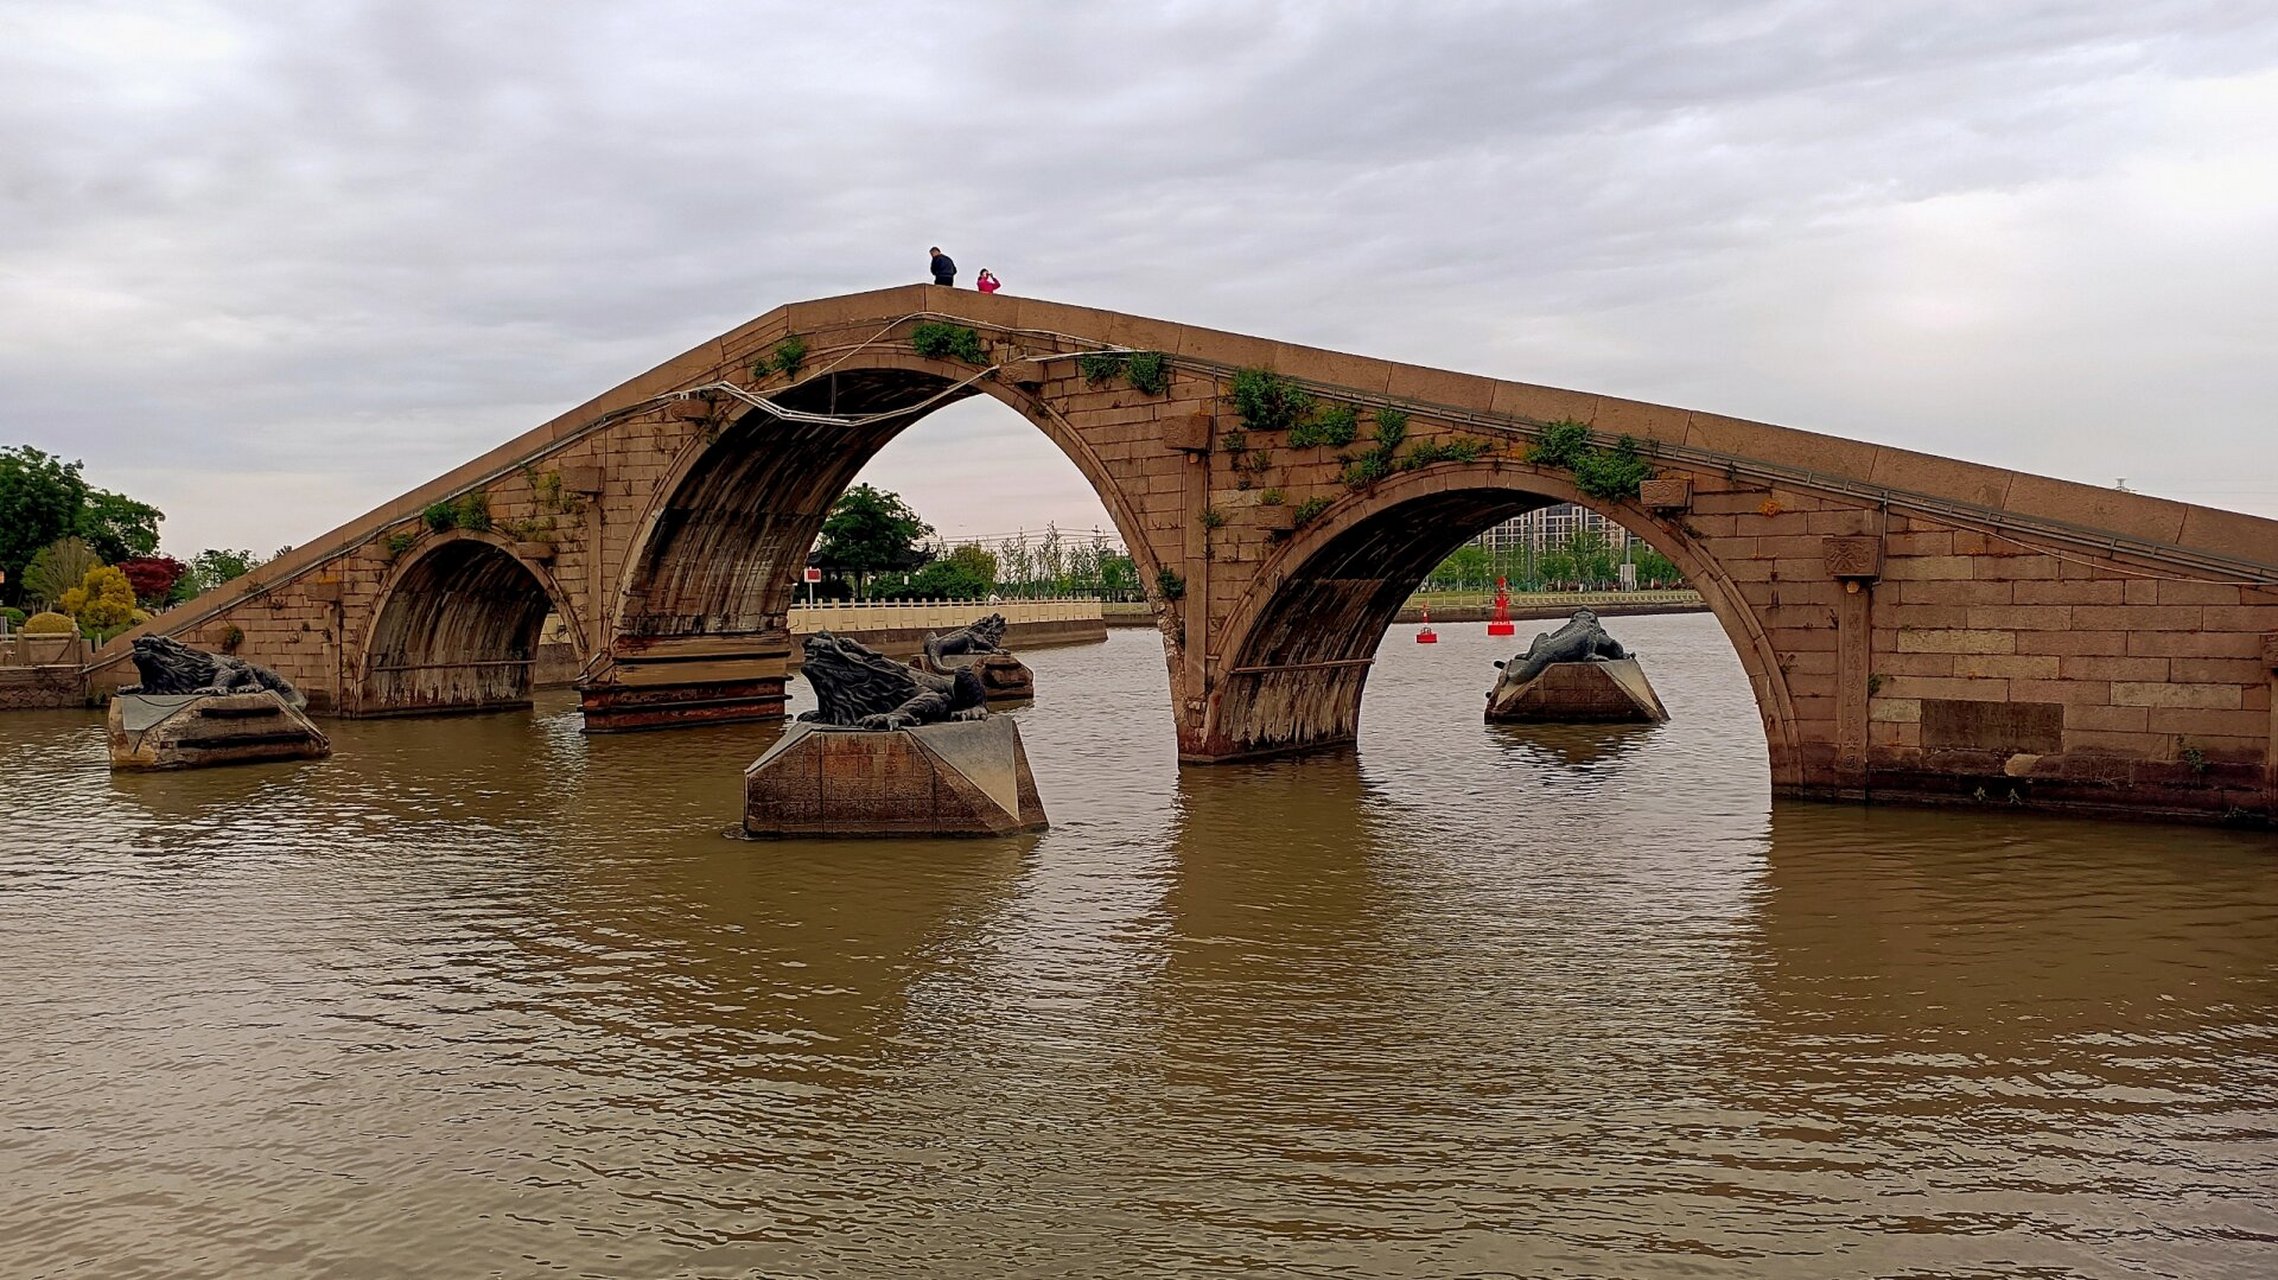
[1487,576,1516,637]
[1416,604,1438,643]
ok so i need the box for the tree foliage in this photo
[58,564,137,636]
[185,548,264,597]
[0,447,89,606]
[75,488,164,563]
[817,484,934,587]
[905,543,997,599]
[22,537,100,608]
[117,555,188,605]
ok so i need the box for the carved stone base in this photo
[743,718,1049,838]
[108,691,332,771]
[1485,657,1670,724]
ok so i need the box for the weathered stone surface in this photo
[919,650,1034,703]
[1486,657,1670,724]
[742,718,1048,838]
[107,691,331,771]
[72,283,2278,824]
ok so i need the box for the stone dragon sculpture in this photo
[1494,608,1630,685]
[797,631,988,730]
[119,634,308,708]
[920,612,1009,668]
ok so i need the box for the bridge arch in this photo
[1200,463,1799,779]
[614,351,1161,636]
[351,532,580,717]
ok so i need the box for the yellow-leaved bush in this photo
[58,565,136,634]
[22,611,76,634]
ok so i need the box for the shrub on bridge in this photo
[1526,419,1654,501]
[422,502,458,532]
[1078,351,1126,384]
[1291,496,1332,528]
[1289,403,1357,448]
[910,322,986,364]
[454,492,492,533]
[769,335,807,379]
[1125,351,1170,395]
[1229,368,1314,435]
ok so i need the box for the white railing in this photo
[787,597,1103,635]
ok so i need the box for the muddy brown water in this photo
[3,615,2273,1278]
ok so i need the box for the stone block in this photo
[1921,698,2064,754]
[1895,628,2017,655]
[1639,477,1692,512]
[1484,657,1669,724]
[2111,682,2242,710]
[742,718,1048,838]
[108,692,331,771]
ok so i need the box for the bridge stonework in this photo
[93,286,2278,824]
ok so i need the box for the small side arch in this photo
[350,532,582,716]
[1198,461,1798,778]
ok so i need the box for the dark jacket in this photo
[930,254,956,283]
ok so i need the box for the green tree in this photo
[76,488,164,563]
[1633,545,1683,588]
[1429,544,1489,592]
[816,484,933,591]
[0,447,89,607]
[905,543,997,599]
[22,537,100,609]
[183,547,264,598]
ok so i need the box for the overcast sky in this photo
[4,1,2275,557]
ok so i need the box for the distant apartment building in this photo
[1470,504,1632,555]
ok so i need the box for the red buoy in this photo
[1417,604,1439,643]
[1486,576,1516,637]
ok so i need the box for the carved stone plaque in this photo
[1638,477,1692,512]
[1822,535,1883,581]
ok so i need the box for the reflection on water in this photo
[2,615,2272,1278]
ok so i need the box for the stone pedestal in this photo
[743,717,1049,838]
[107,691,332,771]
[917,651,1035,703]
[1485,657,1669,724]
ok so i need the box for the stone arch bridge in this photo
[93,286,2278,822]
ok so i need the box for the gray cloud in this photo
[2,0,2274,553]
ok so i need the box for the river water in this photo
[2,614,2273,1278]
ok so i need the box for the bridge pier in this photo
[577,633,790,732]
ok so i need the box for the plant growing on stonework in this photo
[220,623,243,652]
[454,492,493,533]
[422,501,459,532]
[1398,436,1494,471]
[1572,436,1652,501]
[1259,488,1285,506]
[771,334,808,379]
[1340,450,1393,492]
[1372,407,1410,451]
[1526,419,1654,501]
[1199,507,1227,531]
[1527,419,1592,469]
[1291,495,1333,528]
[1078,351,1127,385]
[500,517,557,545]
[383,531,419,560]
[1155,567,1185,601]
[2180,744,2209,775]
[910,321,987,364]
[1125,351,1170,395]
[1229,368,1314,435]
[1289,403,1358,449]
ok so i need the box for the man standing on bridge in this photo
[928,246,957,287]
